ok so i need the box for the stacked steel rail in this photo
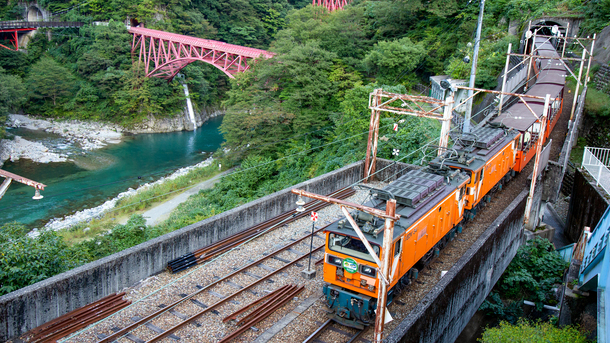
[220,284,305,342]
[25,292,130,343]
[96,223,333,343]
[303,319,364,343]
[167,187,356,273]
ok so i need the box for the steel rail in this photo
[194,190,353,263]
[302,319,364,343]
[28,293,124,337]
[222,285,289,323]
[30,293,130,342]
[346,328,365,343]
[235,286,298,326]
[303,319,334,343]
[34,299,130,342]
[168,188,354,272]
[219,285,305,343]
[97,227,329,343]
[146,245,325,342]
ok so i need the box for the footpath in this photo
[123,168,234,226]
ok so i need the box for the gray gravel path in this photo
[143,168,234,226]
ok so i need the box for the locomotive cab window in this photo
[329,232,380,262]
[394,239,402,256]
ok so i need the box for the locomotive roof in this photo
[431,126,519,172]
[492,37,565,132]
[325,168,469,246]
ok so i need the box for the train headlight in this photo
[360,265,377,278]
[327,255,343,267]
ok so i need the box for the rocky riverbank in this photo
[34,156,215,236]
[126,107,224,133]
[0,108,226,168]
[0,114,123,168]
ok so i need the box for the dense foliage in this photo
[0,66,25,138]
[0,222,85,294]
[479,237,568,323]
[479,320,591,343]
[0,0,606,295]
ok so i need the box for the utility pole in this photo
[463,0,485,134]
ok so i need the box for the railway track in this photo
[95,224,332,343]
[168,187,356,273]
[303,319,367,343]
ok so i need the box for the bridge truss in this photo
[312,0,349,11]
[129,27,274,81]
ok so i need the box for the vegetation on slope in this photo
[0,0,607,295]
[479,237,568,324]
[479,320,591,343]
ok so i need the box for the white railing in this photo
[582,147,610,195]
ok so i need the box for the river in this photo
[0,116,224,229]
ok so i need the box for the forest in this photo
[0,0,604,140]
[0,0,608,332]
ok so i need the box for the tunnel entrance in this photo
[27,6,43,21]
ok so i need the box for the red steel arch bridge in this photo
[129,26,274,81]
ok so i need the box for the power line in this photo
[28,120,438,232]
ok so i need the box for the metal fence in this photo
[0,21,83,29]
[582,146,610,195]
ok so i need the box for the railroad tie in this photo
[271,256,292,264]
[243,270,274,282]
[314,321,352,337]
[189,298,221,315]
[208,289,241,305]
[159,303,193,322]
[131,316,181,341]
[96,333,118,343]
[287,248,306,256]
[110,326,145,343]
[213,276,258,295]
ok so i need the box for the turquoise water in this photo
[0,116,224,228]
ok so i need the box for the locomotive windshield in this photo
[328,232,380,262]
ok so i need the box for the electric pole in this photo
[463,0,485,134]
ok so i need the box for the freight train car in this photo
[321,34,565,328]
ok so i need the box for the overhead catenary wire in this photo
[1,118,435,234]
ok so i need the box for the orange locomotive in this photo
[322,36,565,328]
[322,126,520,328]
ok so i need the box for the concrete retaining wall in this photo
[386,190,527,343]
[548,87,586,203]
[0,160,368,341]
[565,169,610,241]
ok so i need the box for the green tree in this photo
[0,223,85,295]
[479,320,591,343]
[0,67,26,138]
[363,37,426,85]
[26,57,78,107]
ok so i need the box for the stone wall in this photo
[594,65,610,93]
[0,160,365,341]
[386,190,527,343]
[565,168,610,241]
[126,107,224,134]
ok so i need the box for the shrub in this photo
[0,223,85,295]
[479,320,591,343]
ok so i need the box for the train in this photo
[321,34,566,328]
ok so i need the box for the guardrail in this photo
[582,146,610,195]
[0,21,83,29]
